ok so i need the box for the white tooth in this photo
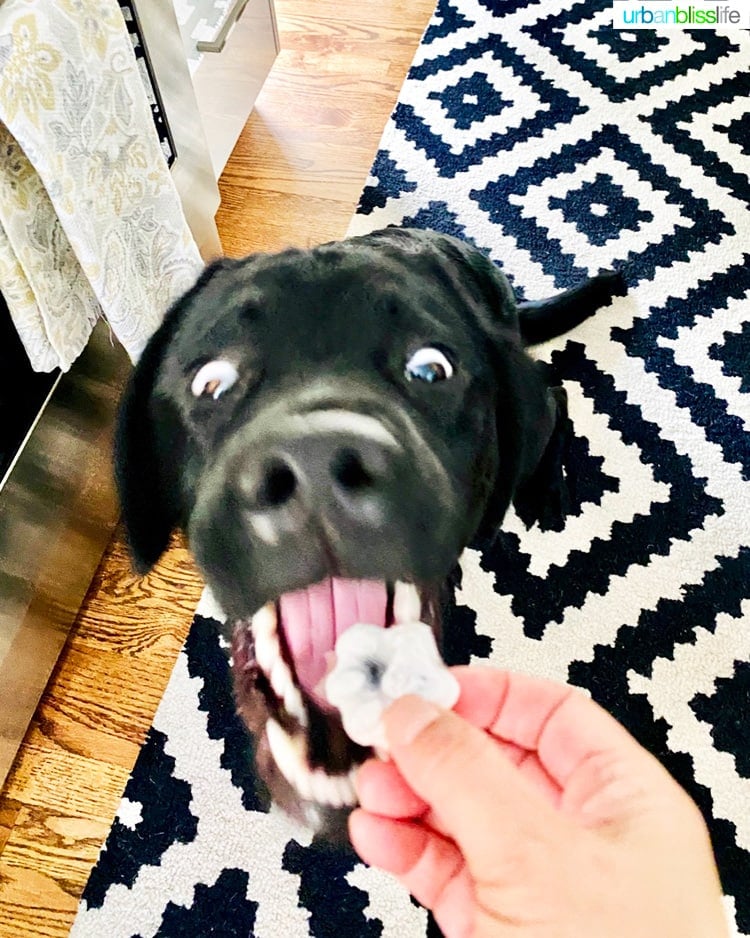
[266,720,358,809]
[270,658,292,696]
[252,605,309,726]
[254,634,278,674]
[394,581,421,623]
[294,772,315,803]
[266,719,310,798]
[309,770,357,808]
[333,774,358,807]
[309,771,333,806]
[283,685,308,726]
[252,604,279,673]
[252,602,277,639]
[270,659,309,727]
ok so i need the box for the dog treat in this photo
[324,621,460,752]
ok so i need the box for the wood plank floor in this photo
[0,0,433,933]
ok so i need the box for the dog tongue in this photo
[278,578,388,699]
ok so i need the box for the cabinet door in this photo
[131,0,223,258]
[181,0,280,177]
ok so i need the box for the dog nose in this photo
[238,432,395,531]
[255,447,380,508]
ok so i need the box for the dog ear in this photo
[114,259,230,573]
[511,384,571,532]
[473,351,570,542]
[114,322,187,573]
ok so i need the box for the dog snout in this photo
[246,439,390,508]
[191,404,467,608]
[236,420,400,539]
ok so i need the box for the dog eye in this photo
[191,360,239,400]
[405,347,454,383]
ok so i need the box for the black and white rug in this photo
[73,1,750,934]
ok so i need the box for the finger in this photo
[535,690,667,791]
[513,749,562,807]
[349,811,474,938]
[451,667,657,790]
[355,758,428,819]
[451,666,576,751]
[381,695,564,868]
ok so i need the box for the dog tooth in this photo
[270,657,292,697]
[266,720,357,808]
[332,774,358,807]
[334,774,357,807]
[252,605,309,725]
[270,658,309,727]
[310,769,354,808]
[252,602,277,638]
[325,777,349,809]
[266,719,311,799]
[394,581,421,624]
[254,633,277,674]
[294,771,315,803]
[252,605,280,673]
[308,771,332,806]
[283,684,308,727]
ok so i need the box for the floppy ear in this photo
[511,383,571,532]
[471,347,571,542]
[114,259,230,573]
[114,320,186,573]
[402,230,623,537]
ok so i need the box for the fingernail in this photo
[384,695,441,748]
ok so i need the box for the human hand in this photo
[349,667,728,938]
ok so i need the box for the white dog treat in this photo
[324,621,460,752]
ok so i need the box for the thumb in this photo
[382,695,566,870]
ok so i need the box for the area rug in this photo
[72,1,750,934]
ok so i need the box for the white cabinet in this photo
[181,0,280,178]
[132,0,279,257]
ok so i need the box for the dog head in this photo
[116,227,598,837]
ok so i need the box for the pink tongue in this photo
[278,578,388,699]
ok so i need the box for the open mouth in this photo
[230,577,439,811]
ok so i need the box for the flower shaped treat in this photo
[325,621,460,752]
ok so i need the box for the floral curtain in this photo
[0,0,204,372]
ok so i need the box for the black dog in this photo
[116,227,624,838]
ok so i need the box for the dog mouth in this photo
[229,577,440,812]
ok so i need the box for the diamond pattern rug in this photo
[72,1,750,934]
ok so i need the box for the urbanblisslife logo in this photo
[611,1,749,28]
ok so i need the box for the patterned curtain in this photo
[0,0,204,372]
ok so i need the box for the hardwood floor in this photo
[0,0,433,934]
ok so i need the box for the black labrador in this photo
[116,227,624,838]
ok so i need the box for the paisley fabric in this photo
[0,0,202,372]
